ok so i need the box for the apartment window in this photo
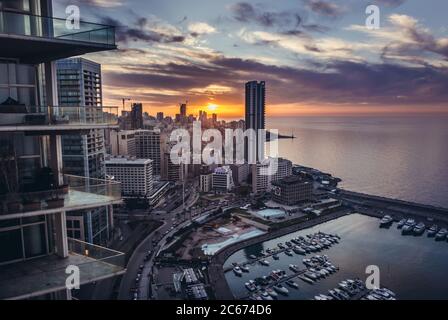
[23,224,46,258]
[0,229,22,263]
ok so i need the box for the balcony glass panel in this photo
[0,10,115,46]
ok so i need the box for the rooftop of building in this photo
[105,156,153,165]
[271,175,311,187]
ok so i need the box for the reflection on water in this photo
[224,214,448,300]
[267,116,448,207]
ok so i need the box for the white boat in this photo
[266,288,278,298]
[233,266,243,276]
[435,228,448,240]
[298,275,314,284]
[259,260,270,266]
[241,265,250,273]
[379,215,393,227]
[413,222,426,235]
[273,284,289,295]
[285,280,299,289]
[249,254,257,259]
[285,249,293,256]
[260,291,274,300]
[289,264,299,273]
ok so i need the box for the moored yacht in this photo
[286,280,299,289]
[435,228,448,240]
[260,259,270,266]
[427,224,439,237]
[273,284,289,295]
[413,222,426,236]
[379,215,394,227]
[397,218,406,229]
[401,219,416,234]
[233,266,243,276]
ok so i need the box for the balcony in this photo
[0,105,119,133]
[0,238,125,300]
[0,174,122,220]
[0,10,116,63]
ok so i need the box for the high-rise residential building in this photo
[0,0,124,300]
[180,103,187,117]
[110,130,136,156]
[105,157,153,197]
[245,81,266,161]
[130,102,143,129]
[251,157,292,194]
[156,112,164,121]
[271,158,293,184]
[251,162,270,194]
[56,58,105,179]
[212,166,234,192]
[199,174,212,193]
[134,129,161,176]
[230,163,249,186]
[56,58,112,246]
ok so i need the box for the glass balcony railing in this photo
[68,238,125,269]
[0,174,122,216]
[0,105,119,127]
[0,238,125,299]
[0,9,115,46]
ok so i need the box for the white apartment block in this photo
[251,157,292,194]
[110,130,136,156]
[212,166,234,192]
[200,174,212,192]
[105,157,153,197]
[134,129,161,175]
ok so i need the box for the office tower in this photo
[245,81,266,161]
[105,157,153,197]
[130,102,143,129]
[251,162,270,194]
[212,166,234,192]
[0,0,123,300]
[271,176,313,205]
[110,130,137,156]
[134,129,161,176]
[156,112,164,121]
[212,113,217,124]
[56,58,112,246]
[180,103,187,117]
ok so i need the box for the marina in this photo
[224,213,448,300]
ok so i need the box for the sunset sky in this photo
[54,0,448,118]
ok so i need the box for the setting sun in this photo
[207,103,218,112]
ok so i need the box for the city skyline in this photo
[52,0,448,118]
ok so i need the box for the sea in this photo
[267,115,448,208]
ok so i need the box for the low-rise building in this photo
[271,175,313,205]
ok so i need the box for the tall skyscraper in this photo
[0,0,124,300]
[157,112,164,121]
[131,102,143,129]
[245,81,266,161]
[180,103,187,117]
[56,58,112,245]
[245,81,265,131]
